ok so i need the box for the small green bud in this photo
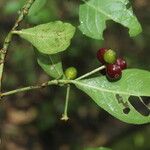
[104,49,117,64]
[65,67,77,79]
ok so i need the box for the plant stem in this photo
[0,0,35,92]
[75,65,105,81]
[0,80,70,98]
[61,84,71,121]
[0,65,105,98]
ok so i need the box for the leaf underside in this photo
[28,0,47,16]
[35,49,64,79]
[15,21,76,54]
[73,69,150,124]
[79,0,142,39]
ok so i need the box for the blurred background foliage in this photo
[0,0,150,150]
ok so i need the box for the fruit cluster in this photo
[97,48,127,81]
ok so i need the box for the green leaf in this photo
[79,0,142,40]
[85,147,111,150]
[3,0,25,14]
[73,69,150,124]
[13,21,76,54]
[28,0,47,16]
[27,9,51,24]
[35,50,63,79]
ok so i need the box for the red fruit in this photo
[116,58,127,70]
[97,48,107,64]
[106,64,122,81]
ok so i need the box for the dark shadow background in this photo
[0,0,150,150]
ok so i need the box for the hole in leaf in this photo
[124,102,129,108]
[116,94,129,107]
[123,107,130,114]
[116,94,130,114]
[140,96,150,107]
[129,96,150,116]
[116,94,123,103]
[126,3,131,9]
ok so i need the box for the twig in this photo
[0,0,35,91]
[0,65,105,98]
[0,65,105,97]
[0,79,71,98]
[75,65,105,80]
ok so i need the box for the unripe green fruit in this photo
[65,67,77,79]
[104,49,117,64]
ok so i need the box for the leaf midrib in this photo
[48,56,62,77]
[72,80,142,96]
[83,0,124,23]
[15,30,73,40]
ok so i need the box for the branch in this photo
[0,0,35,91]
[0,79,70,98]
[0,65,105,98]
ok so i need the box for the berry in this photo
[116,58,127,70]
[65,67,77,79]
[97,48,107,64]
[104,49,117,64]
[106,64,122,81]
